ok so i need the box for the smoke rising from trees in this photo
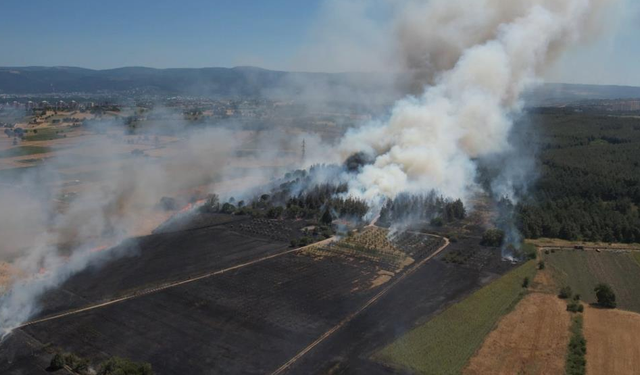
[337,0,622,205]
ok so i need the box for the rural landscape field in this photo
[2,0,640,374]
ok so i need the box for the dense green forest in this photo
[516,109,640,243]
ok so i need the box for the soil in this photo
[463,293,571,375]
[584,306,640,375]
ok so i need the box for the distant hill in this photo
[1,66,639,105]
[524,83,640,106]
[0,66,395,100]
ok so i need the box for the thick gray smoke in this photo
[338,0,621,205]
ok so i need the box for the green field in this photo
[375,261,537,375]
[0,146,51,158]
[547,250,640,313]
[24,127,67,141]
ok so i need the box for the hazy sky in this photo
[1,0,639,86]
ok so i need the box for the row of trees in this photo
[378,192,466,226]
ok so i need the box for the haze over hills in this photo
[2,66,640,105]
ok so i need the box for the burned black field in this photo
[1,213,514,375]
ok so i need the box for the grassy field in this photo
[630,252,640,267]
[24,127,68,141]
[0,146,51,159]
[547,250,640,313]
[375,261,537,375]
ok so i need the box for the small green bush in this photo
[559,286,573,299]
[522,277,530,288]
[49,353,65,371]
[97,357,153,375]
[567,301,584,313]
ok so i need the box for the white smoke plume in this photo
[338,0,621,204]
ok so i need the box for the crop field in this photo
[464,293,570,375]
[23,127,70,141]
[546,250,640,313]
[584,306,640,375]
[0,145,52,159]
[304,227,444,273]
[374,260,537,375]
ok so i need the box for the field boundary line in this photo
[270,234,450,375]
[17,237,336,330]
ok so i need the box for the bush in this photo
[522,277,530,288]
[559,286,573,299]
[220,202,236,214]
[299,237,311,246]
[566,316,587,375]
[290,239,298,248]
[520,243,537,260]
[98,357,153,375]
[594,283,617,308]
[49,353,65,371]
[573,294,581,301]
[544,250,550,255]
[538,261,545,270]
[480,229,505,247]
[430,216,444,227]
[567,301,583,313]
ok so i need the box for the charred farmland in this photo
[1,175,517,374]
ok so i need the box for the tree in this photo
[481,229,505,247]
[430,216,444,227]
[559,286,573,299]
[594,283,617,308]
[49,353,65,371]
[321,207,333,225]
[221,202,236,214]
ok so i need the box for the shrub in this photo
[559,286,573,299]
[220,202,236,214]
[573,294,581,301]
[430,216,444,227]
[567,301,583,313]
[594,283,617,308]
[299,237,311,246]
[98,357,153,375]
[480,229,505,247]
[290,239,298,248]
[49,353,65,371]
[544,250,550,255]
[522,277,530,288]
[565,316,587,375]
[538,261,545,270]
